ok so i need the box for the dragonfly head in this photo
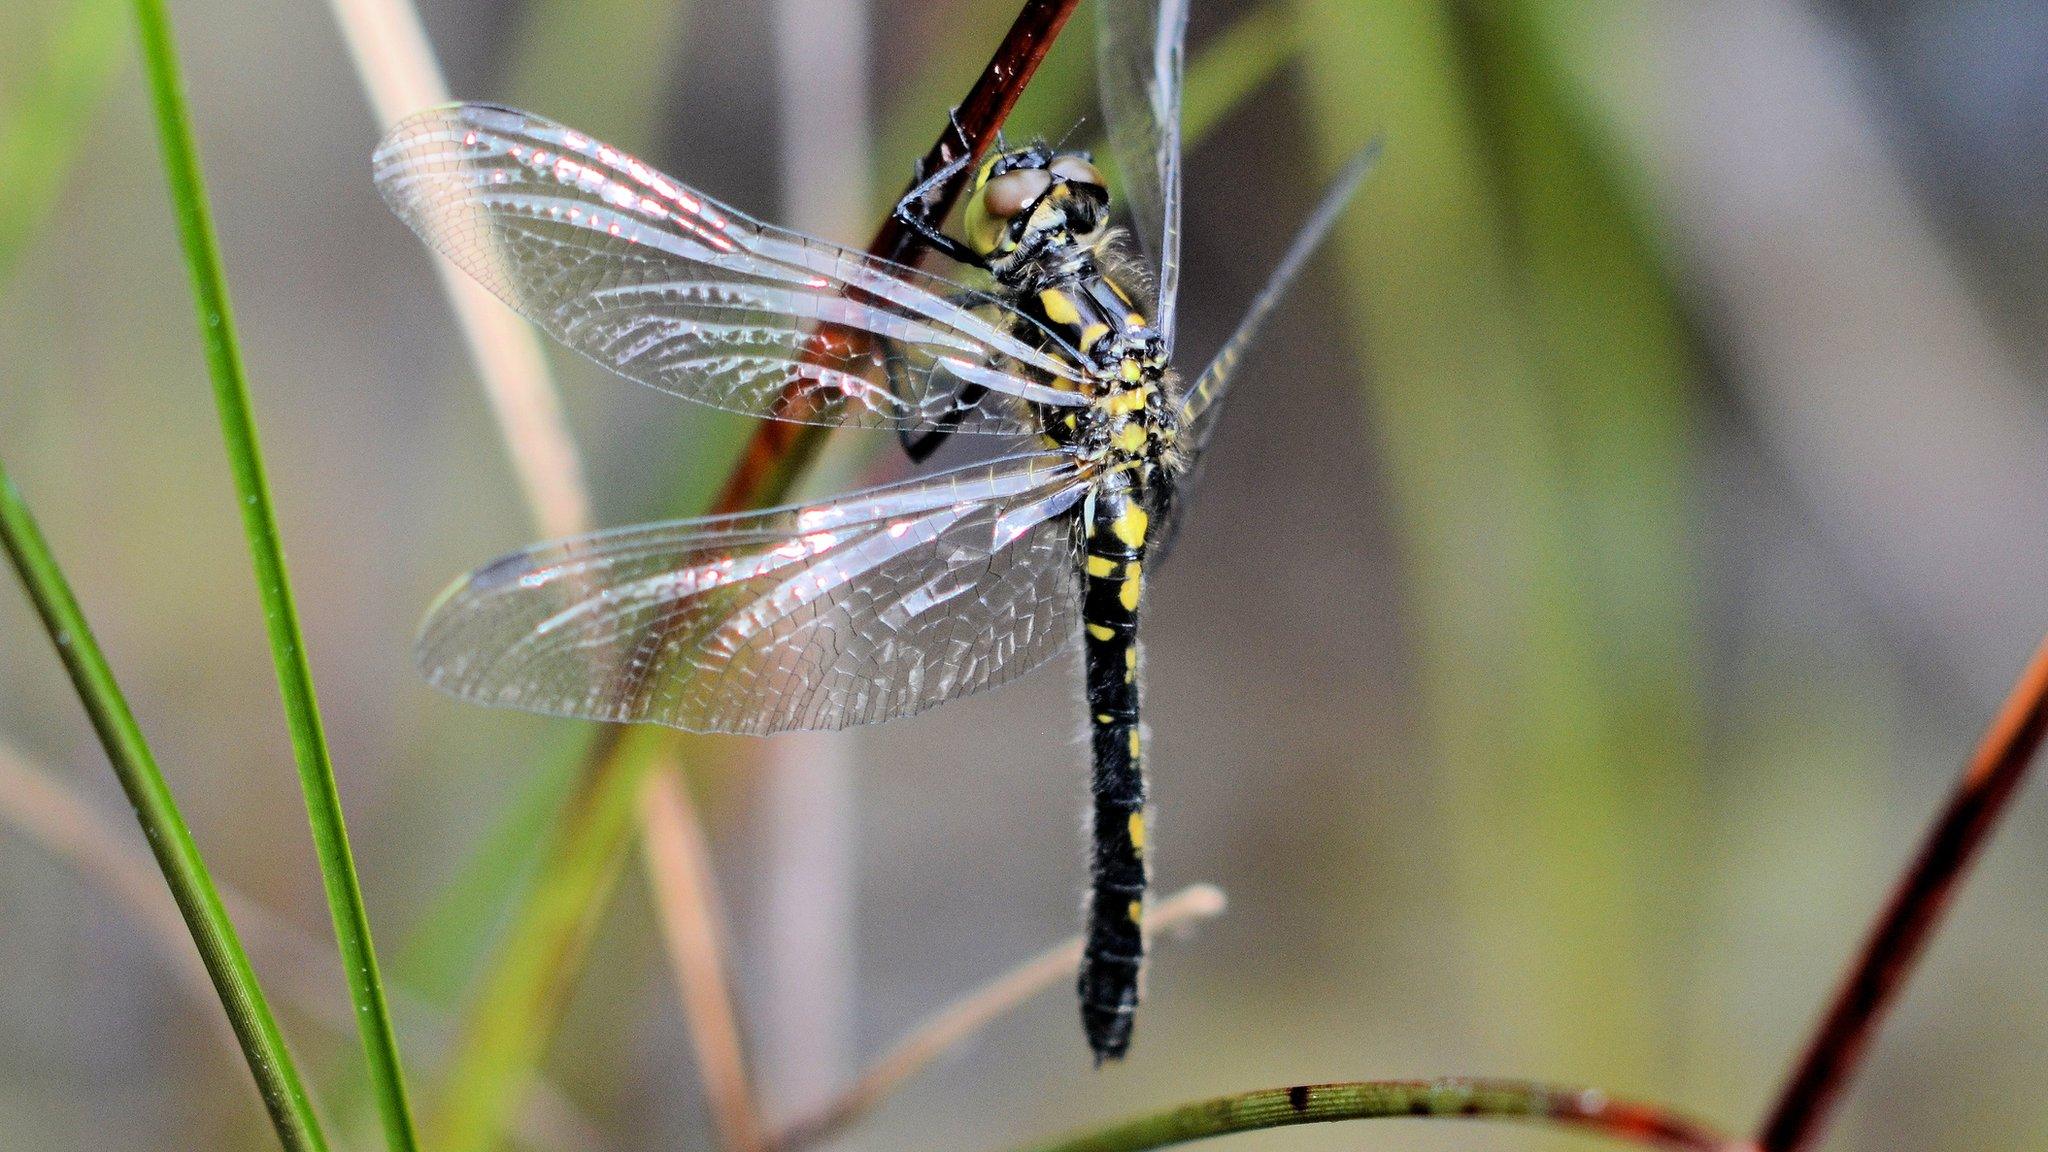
[964,146,1110,259]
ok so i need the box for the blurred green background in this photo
[5,0,2048,1149]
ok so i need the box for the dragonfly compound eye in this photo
[984,168,1053,219]
[1048,154,1104,189]
[968,166,1053,254]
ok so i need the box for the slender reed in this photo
[126,0,418,1146]
[1757,634,2048,1151]
[640,767,767,1152]
[0,461,330,1152]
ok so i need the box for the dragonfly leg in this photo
[893,142,986,268]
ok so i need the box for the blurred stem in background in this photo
[128,0,421,1144]
[0,0,126,284]
[754,0,872,1118]
[1296,0,1702,1101]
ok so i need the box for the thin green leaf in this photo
[1002,1079,1732,1152]
[0,460,331,1152]
[0,0,127,281]
[124,0,419,1147]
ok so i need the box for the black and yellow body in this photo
[903,143,1182,1060]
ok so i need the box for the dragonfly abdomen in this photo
[1078,484,1150,1061]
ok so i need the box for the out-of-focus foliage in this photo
[2,1,2045,1151]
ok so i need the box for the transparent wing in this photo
[1098,0,1187,350]
[375,103,1087,435]
[417,453,1089,734]
[1177,140,1381,463]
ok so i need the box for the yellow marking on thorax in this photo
[1119,360,1142,383]
[1103,384,1151,416]
[1040,288,1082,326]
[1113,424,1147,453]
[1128,811,1146,852]
[1126,311,1147,327]
[1080,322,1111,351]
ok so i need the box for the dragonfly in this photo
[373,0,1375,1062]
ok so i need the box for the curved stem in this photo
[126,0,418,1146]
[1006,1079,1736,1152]
[1757,634,2048,1151]
[0,462,330,1152]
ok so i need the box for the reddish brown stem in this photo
[1757,634,2048,1151]
[710,0,1080,515]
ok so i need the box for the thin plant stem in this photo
[1004,1079,1737,1152]
[324,0,592,541]
[639,765,766,1152]
[126,1,419,1147]
[0,461,331,1152]
[1757,633,2048,1152]
[776,884,1229,1152]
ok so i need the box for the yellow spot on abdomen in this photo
[1124,645,1137,683]
[1127,899,1143,923]
[1128,811,1146,852]
[1119,561,1142,610]
[1088,622,1116,642]
[1112,507,1149,549]
[1086,554,1118,578]
[1128,727,1141,758]
[1040,288,1081,326]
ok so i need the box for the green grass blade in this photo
[0,461,332,1152]
[0,0,127,282]
[125,1,419,1148]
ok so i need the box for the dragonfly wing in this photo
[417,453,1089,734]
[1098,0,1187,351]
[375,103,1087,435]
